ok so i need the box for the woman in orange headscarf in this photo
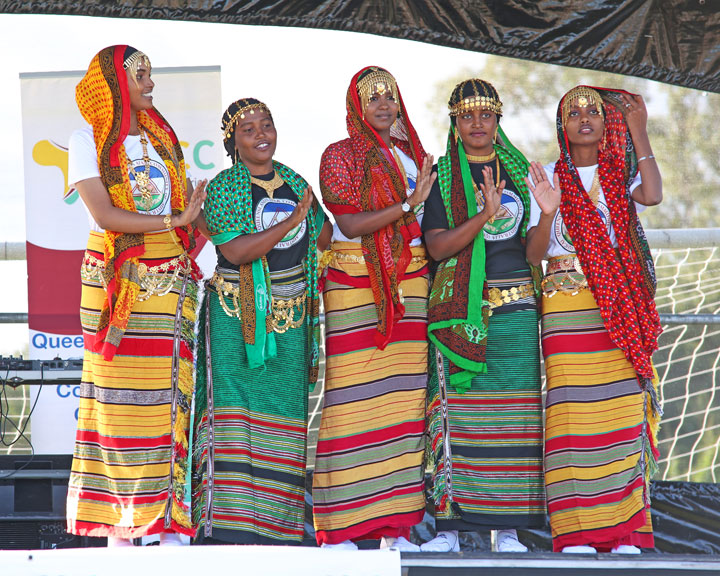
[65,45,205,546]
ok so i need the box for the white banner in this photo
[20,66,223,453]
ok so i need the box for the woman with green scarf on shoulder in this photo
[191,98,331,545]
[420,79,551,553]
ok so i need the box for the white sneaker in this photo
[107,536,134,547]
[495,529,528,553]
[420,530,460,552]
[159,532,185,546]
[611,544,641,554]
[380,536,421,552]
[321,539,359,550]
[562,545,597,553]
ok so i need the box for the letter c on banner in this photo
[194,140,215,170]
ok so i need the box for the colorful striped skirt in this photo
[312,242,428,545]
[67,230,198,538]
[192,264,310,544]
[542,287,656,552]
[426,284,545,531]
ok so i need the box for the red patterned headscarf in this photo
[320,66,427,349]
[555,85,661,383]
[76,45,195,360]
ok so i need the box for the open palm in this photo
[525,161,560,215]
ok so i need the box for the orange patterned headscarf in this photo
[76,45,194,360]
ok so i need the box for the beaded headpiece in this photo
[122,47,151,86]
[221,98,272,141]
[356,67,398,115]
[448,78,503,116]
[561,86,604,128]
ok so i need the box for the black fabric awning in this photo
[2,1,718,93]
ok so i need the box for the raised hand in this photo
[285,186,314,229]
[175,178,207,227]
[525,162,560,215]
[478,164,505,220]
[618,93,648,138]
[409,154,437,207]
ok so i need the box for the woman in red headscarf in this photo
[526,86,662,554]
[312,66,435,551]
[65,45,205,546]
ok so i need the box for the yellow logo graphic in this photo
[32,140,76,204]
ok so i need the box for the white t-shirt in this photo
[331,147,424,246]
[68,126,173,233]
[528,162,644,258]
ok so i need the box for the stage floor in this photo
[2,546,720,576]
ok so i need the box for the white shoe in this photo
[420,530,460,552]
[321,539,359,550]
[107,536,134,547]
[159,532,185,546]
[380,536,421,552]
[495,529,528,553]
[562,545,597,553]
[611,544,641,554]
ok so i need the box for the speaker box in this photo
[0,454,105,549]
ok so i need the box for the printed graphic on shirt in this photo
[482,189,524,242]
[554,201,611,251]
[129,158,171,214]
[406,173,424,218]
[254,197,306,249]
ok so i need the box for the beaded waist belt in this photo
[486,281,535,315]
[322,250,427,266]
[542,254,588,296]
[81,252,193,301]
[209,266,307,333]
[487,283,535,308]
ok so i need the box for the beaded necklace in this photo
[126,127,153,210]
[250,172,285,199]
[466,150,496,163]
[586,167,601,205]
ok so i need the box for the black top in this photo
[216,171,316,272]
[422,160,530,279]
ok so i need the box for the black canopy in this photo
[2,0,718,93]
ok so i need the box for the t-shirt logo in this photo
[254,197,306,249]
[554,201,612,252]
[129,158,171,214]
[482,188,523,241]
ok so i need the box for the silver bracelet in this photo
[637,155,655,163]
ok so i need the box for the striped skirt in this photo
[312,242,428,545]
[192,265,310,544]
[427,293,545,531]
[66,230,198,538]
[542,288,656,551]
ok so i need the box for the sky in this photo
[0,13,491,355]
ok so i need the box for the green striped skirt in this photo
[192,264,310,544]
[426,304,546,531]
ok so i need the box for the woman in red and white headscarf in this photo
[312,66,435,551]
[526,86,663,554]
[66,45,205,546]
